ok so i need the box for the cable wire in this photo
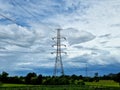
[0,13,18,25]
[12,0,40,22]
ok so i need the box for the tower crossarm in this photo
[51,51,67,54]
[52,44,66,47]
[52,37,66,40]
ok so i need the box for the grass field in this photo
[1,83,30,87]
[85,80,120,87]
[0,85,120,90]
[0,80,119,90]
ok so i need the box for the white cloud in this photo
[62,28,96,45]
[0,24,35,49]
[0,0,120,75]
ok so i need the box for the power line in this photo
[12,0,40,22]
[0,13,18,25]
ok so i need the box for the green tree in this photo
[25,72,37,84]
[71,74,79,80]
[36,74,42,84]
[94,72,99,82]
[114,73,120,85]
[1,71,9,83]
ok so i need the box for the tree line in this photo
[0,71,120,85]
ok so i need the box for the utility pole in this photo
[51,28,66,76]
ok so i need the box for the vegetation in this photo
[85,80,119,87]
[0,71,120,90]
[0,84,120,90]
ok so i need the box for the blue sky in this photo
[0,0,120,76]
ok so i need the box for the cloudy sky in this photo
[0,0,120,76]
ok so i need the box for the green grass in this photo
[0,85,120,90]
[0,80,120,90]
[0,85,97,90]
[85,80,119,87]
[1,83,30,87]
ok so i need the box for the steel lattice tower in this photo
[52,29,66,76]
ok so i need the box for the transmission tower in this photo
[51,28,66,76]
[85,63,88,77]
